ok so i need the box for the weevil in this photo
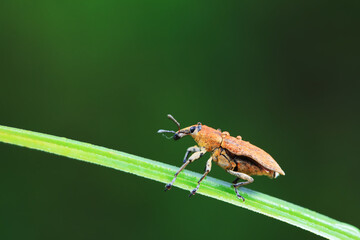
[158,114,285,201]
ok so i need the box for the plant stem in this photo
[0,125,359,240]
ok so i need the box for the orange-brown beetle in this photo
[158,114,285,201]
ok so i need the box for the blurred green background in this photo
[0,1,359,239]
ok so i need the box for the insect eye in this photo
[190,126,196,133]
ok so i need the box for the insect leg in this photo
[183,145,201,163]
[227,170,254,201]
[189,157,212,197]
[165,148,207,191]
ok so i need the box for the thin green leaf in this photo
[0,125,359,240]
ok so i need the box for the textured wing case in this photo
[221,136,285,175]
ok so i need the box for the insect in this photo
[158,114,285,201]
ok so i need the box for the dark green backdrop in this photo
[1,1,359,239]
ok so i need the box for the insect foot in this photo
[164,183,173,191]
[188,188,198,198]
[234,187,245,202]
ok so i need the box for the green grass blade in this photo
[0,125,359,240]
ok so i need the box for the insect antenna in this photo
[157,129,176,134]
[157,129,176,139]
[167,114,180,131]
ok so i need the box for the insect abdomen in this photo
[211,148,236,170]
[234,156,275,178]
